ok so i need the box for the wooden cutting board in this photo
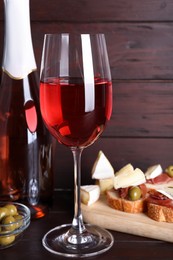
[81,195,173,243]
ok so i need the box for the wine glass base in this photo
[42,223,114,258]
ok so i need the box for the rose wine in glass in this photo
[40,33,113,257]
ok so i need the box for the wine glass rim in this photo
[44,32,105,37]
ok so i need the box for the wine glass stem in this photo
[71,147,86,235]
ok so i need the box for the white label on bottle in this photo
[3,0,37,79]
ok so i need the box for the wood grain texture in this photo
[0,0,173,22]
[25,1,173,22]
[53,137,173,188]
[2,2,173,80]
[1,191,173,260]
[1,21,173,80]
[29,23,173,80]
[0,1,173,188]
[81,195,173,243]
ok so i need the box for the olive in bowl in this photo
[0,202,30,249]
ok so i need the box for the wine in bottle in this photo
[0,0,53,219]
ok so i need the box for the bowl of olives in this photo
[0,202,30,249]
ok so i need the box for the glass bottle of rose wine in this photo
[0,0,53,219]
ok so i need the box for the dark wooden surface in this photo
[1,190,173,260]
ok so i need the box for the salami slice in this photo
[148,173,172,185]
[118,184,147,199]
[147,189,173,208]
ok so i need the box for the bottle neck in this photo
[2,0,37,79]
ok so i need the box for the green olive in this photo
[128,186,142,201]
[2,216,16,231]
[4,204,17,216]
[0,207,10,221]
[13,215,23,229]
[166,165,173,177]
[0,235,15,246]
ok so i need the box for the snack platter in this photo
[81,195,173,243]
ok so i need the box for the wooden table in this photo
[1,190,173,260]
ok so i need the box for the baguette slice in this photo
[146,185,173,222]
[106,189,146,213]
[147,203,173,222]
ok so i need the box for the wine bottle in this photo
[0,0,53,219]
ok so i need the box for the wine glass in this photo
[40,33,113,257]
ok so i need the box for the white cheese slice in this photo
[91,151,114,179]
[96,178,114,194]
[115,163,134,176]
[80,185,100,206]
[114,167,146,189]
[146,180,173,191]
[157,186,173,200]
[145,164,162,180]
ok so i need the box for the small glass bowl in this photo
[0,202,30,249]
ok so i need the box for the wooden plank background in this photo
[1,0,173,189]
